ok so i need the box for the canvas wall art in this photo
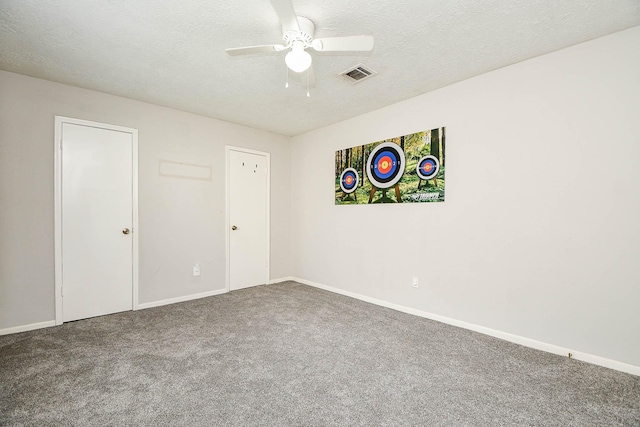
[335,127,445,204]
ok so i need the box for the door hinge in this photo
[61,286,64,297]
[59,139,63,150]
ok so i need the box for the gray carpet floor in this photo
[1,281,638,426]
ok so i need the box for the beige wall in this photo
[290,27,640,368]
[0,71,291,329]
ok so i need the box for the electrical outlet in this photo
[412,277,419,288]
[193,264,201,276]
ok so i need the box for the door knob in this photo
[122,228,130,234]
[231,225,237,230]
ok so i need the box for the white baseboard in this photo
[0,320,56,336]
[268,276,295,284]
[3,280,638,376]
[292,277,640,377]
[137,288,227,310]
[1,289,230,335]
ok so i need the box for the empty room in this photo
[1,0,639,425]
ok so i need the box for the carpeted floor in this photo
[1,281,638,426]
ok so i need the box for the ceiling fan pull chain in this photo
[306,68,310,97]
[285,67,289,88]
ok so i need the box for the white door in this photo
[228,149,269,291]
[61,122,134,322]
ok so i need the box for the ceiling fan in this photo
[225,0,374,83]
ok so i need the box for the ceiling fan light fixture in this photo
[285,42,312,73]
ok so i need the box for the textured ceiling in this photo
[1,0,639,136]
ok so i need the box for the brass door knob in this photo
[122,228,130,234]
[231,225,237,230]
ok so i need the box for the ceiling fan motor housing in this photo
[283,16,315,47]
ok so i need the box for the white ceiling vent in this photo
[339,64,377,84]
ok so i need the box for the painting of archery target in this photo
[416,155,440,180]
[339,168,359,194]
[366,142,406,189]
[335,127,446,205]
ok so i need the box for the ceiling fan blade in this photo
[312,35,374,52]
[270,0,300,32]
[225,44,285,56]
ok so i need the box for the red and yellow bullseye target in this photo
[366,142,406,189]
[340,168,359,194]
[416,155,440,180]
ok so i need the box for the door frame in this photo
[54,116,139,325]
[225,146,270,292]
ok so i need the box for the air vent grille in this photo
[339,64,377,84]
[346,67,371,80]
